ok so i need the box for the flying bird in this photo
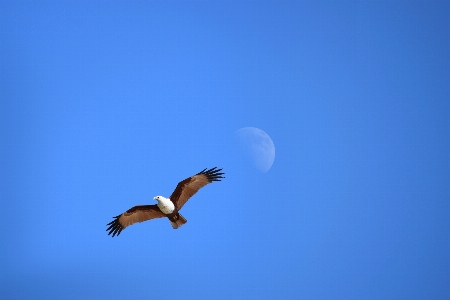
[106,167,224,237]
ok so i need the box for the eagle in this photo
[106,167,224,237]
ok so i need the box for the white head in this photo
[154,196,163,202]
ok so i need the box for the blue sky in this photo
[1,1,449,299]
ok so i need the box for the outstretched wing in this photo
[170,167,224,210]
[106,205,165,237]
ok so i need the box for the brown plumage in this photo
[170,167,224,210]
[106,167,224,237]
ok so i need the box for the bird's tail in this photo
[169,213,187,229]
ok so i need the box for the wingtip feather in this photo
[198,167,225,182]
[106,215,124,238]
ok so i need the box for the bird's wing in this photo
[170,167,224,210]
[106,205,165,237]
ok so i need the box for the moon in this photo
[235,127,275,173]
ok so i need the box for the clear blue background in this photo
[1,1,449,299]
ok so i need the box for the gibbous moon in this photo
[235,127,275,173]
